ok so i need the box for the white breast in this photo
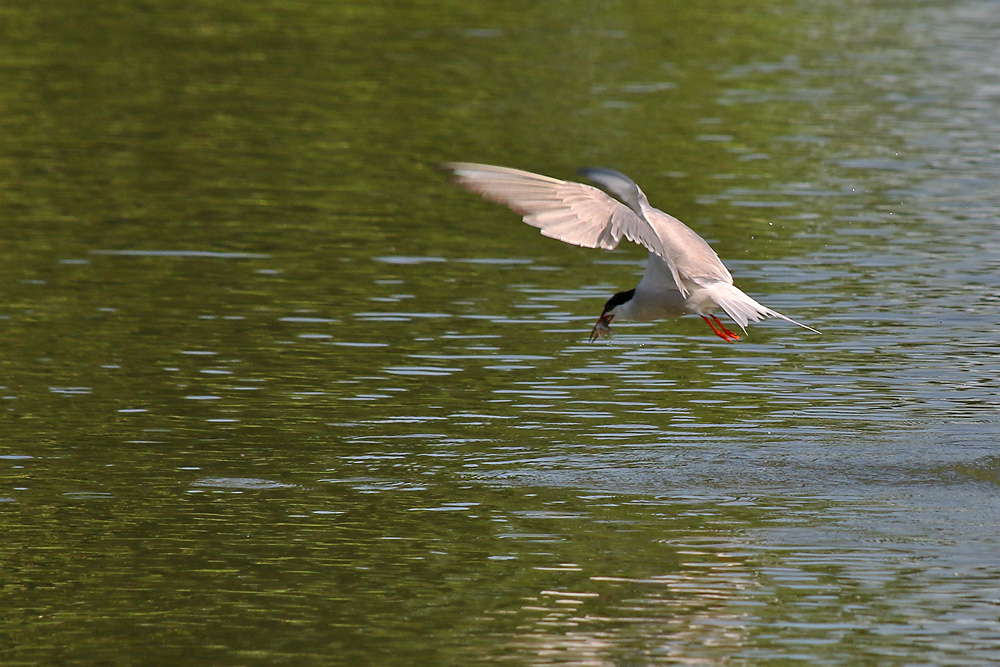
[616,253,689,322]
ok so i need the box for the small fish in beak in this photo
[589,314,613,342]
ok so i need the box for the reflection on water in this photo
[3,0,1000,664]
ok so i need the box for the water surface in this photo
[2,0,1000,664]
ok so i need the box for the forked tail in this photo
[702,281,820,334]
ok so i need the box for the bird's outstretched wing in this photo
[443,162,734,298]
[579,167,733,291]
[442,162,668,259]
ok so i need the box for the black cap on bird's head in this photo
[589,289,635,342]
[601,289,635,316]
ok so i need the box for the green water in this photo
[3,0,1000,664]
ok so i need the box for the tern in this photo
[442,162,819,342]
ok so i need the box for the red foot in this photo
[702,315,740,342]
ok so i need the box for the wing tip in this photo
[438,161,478,179]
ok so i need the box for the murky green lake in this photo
[3,0,1000,664]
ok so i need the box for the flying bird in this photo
[442,162,818,342]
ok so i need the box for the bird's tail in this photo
[702,282,820,334]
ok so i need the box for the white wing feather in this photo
[579,167,733,290]
[443,162,669,261]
